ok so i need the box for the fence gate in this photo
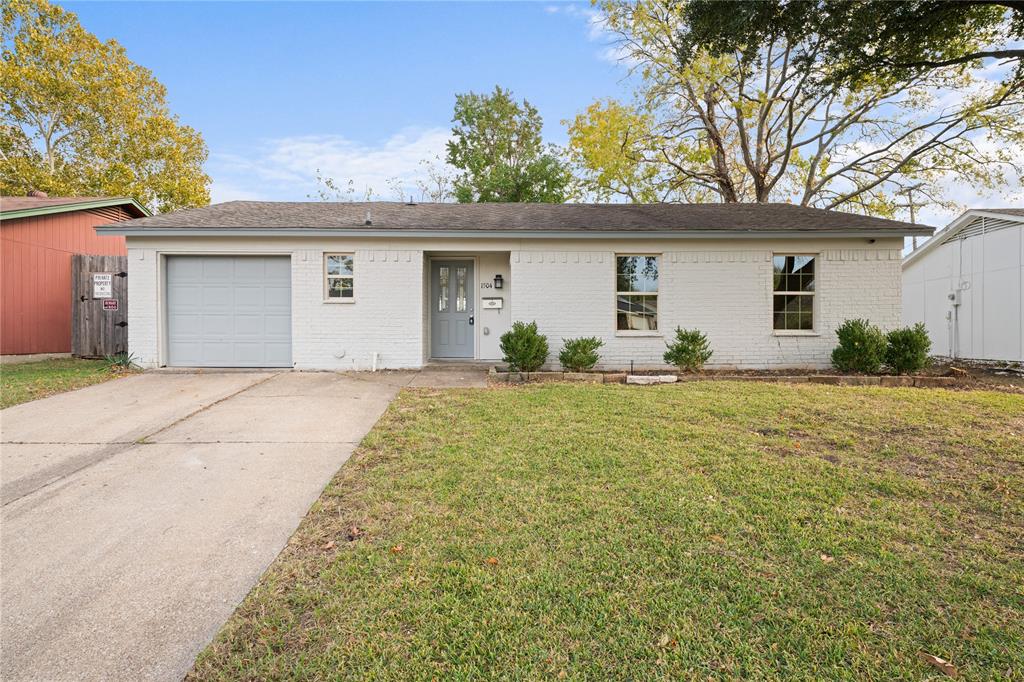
[72,255,128,358]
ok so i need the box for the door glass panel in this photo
[456,267,467,312]
[438,266,449,312]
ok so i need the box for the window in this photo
[772,255,815,330]
[455,266,467,312]
[616,255,658,331]
[438,266,449,312]
[325,253,354,299]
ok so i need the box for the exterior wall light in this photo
[494,274,504,289]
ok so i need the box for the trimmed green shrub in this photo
[885,323,931,374]
[831,318,886,374]
[663,327,713,372]
[558,336,603,372]
[500,321,549,373]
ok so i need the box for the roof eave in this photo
[1,197,151,221]
[96,226,932,239]
[903,209,1024,268]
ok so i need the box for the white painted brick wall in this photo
[511,248,902,370]
[126,246,424,370]
[126,247,160,368]
[126,239,900,371]
[291,249,423,370]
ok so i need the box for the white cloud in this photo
[544,2,623,64]
[207,127,453,203]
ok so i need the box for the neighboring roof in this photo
[1,196,150,221]
[97,201,934,238]
[903,208,1024,268]
[973,208,1024,217]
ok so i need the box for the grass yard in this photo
[0,358,126,409]
[191,382,1023,681]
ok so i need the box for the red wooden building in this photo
[1,194,149,355]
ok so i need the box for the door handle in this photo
[469,315,475,326]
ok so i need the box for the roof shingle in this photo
[100,200,935,235]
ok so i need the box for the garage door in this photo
[166,256,291,367]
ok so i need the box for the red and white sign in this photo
[102,299,119,311]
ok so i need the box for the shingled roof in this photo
[100,201,934,235]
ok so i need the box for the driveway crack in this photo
[138,373,279,443]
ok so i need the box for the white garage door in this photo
[166,256,291,367]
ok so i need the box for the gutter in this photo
[95,227,934,239]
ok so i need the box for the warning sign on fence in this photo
[92,273,113,298]
[102,299,118,311]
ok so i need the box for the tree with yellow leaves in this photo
[567,1,1023,218]
[1,0,209,212]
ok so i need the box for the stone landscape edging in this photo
[487,367,958,388]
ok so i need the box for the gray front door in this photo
[431,260,474,358]
[166,256,292,367]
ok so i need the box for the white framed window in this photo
[616,255,659,331]
[324,253,354,300]
[772,255,815,331]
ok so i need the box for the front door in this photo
[431,260,474,358]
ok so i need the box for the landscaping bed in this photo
[488,365,965,388]
[189,381,1023,680]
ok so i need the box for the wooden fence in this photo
[72,255,128,358]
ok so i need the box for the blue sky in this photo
[60,1,1019,228]
[64,1,625,203]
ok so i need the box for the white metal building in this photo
[902,208,1024,362]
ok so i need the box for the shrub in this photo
[885,323,931,374]
[831,319,886,374]
[500,321,549,373]
[663,327,713,372]
[104,352,138,371]
[558,336,603,372]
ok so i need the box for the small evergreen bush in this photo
[831,319,886,374]
[885,323,931,374]
[663,327,713,372]
[558,336,603,372]
[499,321,549,372]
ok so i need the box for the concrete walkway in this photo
[0,368,484,681]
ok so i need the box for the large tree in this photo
[447,86,571,203]
[678,0,1024,90]
[567,1,1023,217]
[1,0,209,212]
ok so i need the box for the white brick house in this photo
[97,202,932,371]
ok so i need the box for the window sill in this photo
[615,330,663,338]
[323,299,356,304]
[773,330,819,337]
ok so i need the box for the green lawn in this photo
[190,382,1023,681]
[0,358,125,409]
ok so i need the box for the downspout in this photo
[980,217,986,357]
[951,291,959,359]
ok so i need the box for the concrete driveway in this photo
[0,370,426,681]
